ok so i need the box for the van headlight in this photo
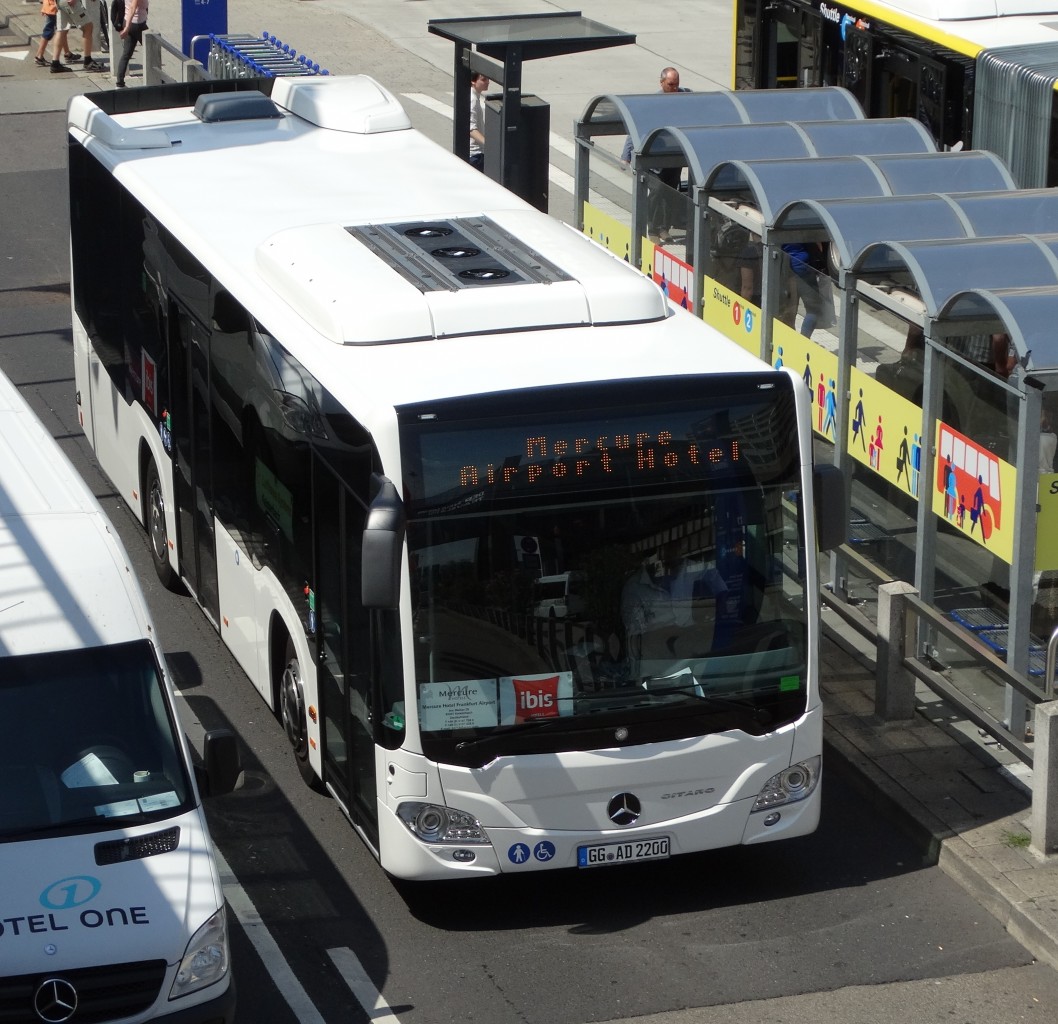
[751,755,821,811]
[396,802,491,845]
[169,906,230,1000]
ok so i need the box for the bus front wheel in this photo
[145,460,177,591]
[280,638,322,790]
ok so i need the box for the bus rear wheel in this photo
[145,460,177,590]
[280,639,322,790]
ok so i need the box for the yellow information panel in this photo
[847,365,923,498]
[1038,474,1058,571]
[772,321,839,442]
[581,203,632,264]
[846,363,1016,565]
[701,274,762,357]
[581,202,655,276]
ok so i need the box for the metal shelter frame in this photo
[429,12,634,208]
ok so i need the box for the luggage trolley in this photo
[204,32,329,79]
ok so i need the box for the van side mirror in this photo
[197,728,241,797]
[813,463,847,552]
[362,474,405,609]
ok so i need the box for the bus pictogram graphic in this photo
[937,424,1001,540]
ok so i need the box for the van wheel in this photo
[280,639,323,790]
[145,460,177,590]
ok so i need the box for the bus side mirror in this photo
[197,728,241,797]
[813,463,847,552]
[362,474,405,610]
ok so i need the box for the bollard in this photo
[875,580,918,721]
[1031,700,1058,858]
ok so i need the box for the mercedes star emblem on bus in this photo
[608,793,642,826]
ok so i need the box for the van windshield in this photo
[0,640,194,840]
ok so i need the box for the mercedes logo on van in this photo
[607,793,641,826]
[33,977,78,1023]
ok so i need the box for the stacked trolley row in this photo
[206,32,329,79]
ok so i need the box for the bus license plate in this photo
[577,836,670,868]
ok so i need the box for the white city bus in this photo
[67,76,843,881]
[0,367,238,1020]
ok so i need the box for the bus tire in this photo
[145,460,178,591]
[280,637,322,791]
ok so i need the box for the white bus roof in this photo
[67,77,772,425]
[0,373,149,656]
[843,0,1058,50]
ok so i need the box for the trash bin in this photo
[483,95,550,213]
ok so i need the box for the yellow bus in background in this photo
[733,0,1058,187]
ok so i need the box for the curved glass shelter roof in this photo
[641,118,936,189]
[853,235,1058,322]
[940,285,1058,374]
[706,151,1017,224]
[776,188,1058,271]
[577,87,864,152]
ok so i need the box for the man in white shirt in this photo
[469,73,488,171]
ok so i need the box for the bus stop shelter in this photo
[572,83,1058,739]
[572,86,865,269]
[429,12,634,212]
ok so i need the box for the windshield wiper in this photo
[639,685,773,726]
[454,717,579,752]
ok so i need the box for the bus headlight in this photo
[396,802,491,845]
[751,755,821,812]
[169,907,230,1000]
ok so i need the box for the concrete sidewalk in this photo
[819,612,1058,970]
[3,0,1058,980]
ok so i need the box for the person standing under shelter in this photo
[468,72,488,171]
[115,0,148,88]
[620,67,690,244]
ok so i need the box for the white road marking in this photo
[327,946,404,1023]
[214,846,327,1024]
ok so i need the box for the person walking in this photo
[44,0,81,73]
[33,0,59,68]
[115,0,147,88]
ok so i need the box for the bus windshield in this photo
[400,375,809,768]
[0,640,194,840]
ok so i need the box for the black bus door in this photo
[169,304,220,626]
[764,1,818,88]
[314,459,379,850]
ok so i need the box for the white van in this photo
[0,371,238,1022]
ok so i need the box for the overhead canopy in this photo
[939,285,1058,375]
[577,87,863,151]
[853,235,1058,322]
[642,118,936,190]
[707,151,1017,224]
[776,188,1055,272]
[428,12,635,61]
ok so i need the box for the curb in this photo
[0,3,33,46]
[822,728,944,863]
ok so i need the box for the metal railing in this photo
[822,561,1058,857]
[144,31,329,87]
[144,32,210,86]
